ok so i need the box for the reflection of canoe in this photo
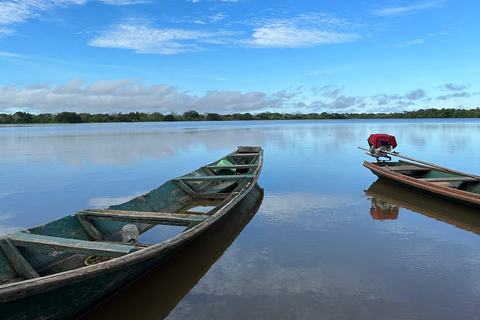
[80,182,264,319]
[0,146,263,320]
[363,159,480,209]
[365,179,480,235]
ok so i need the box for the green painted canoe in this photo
[0,146,263,320]
[364,159,480,209]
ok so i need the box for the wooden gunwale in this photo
[364,160,480,207]
[0,148,263,304]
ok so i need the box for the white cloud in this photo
[89,23,217,54]
[443,83,467,92]
[0,0,148,34]
[371,0,447,17]
[99,0,151,4]
[89,12,362,54]
[247,13,361,48]
[405,39,424,45]
[0,1,91,25]
[0,78,475,115]
[0,50,24,57]
[0,78,283,114]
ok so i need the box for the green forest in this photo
[1,108,480,124]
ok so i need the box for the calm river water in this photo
[2,119,480,319]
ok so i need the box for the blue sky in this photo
[0,0,478,115]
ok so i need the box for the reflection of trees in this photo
[0,124,269,165]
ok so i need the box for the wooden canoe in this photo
[363,159,480,209]
[0,146,264,320]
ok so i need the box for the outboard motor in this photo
[367,134,397,161]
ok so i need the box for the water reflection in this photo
[3,120,480,319]
[0,123,267,165]
[78,187,264,320]
[365,179,480,235]
[368,197,399,220]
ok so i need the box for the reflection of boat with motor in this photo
[359,134,480,209]
[367,195,399,220]
[0,146,263,320]
[80,181,264,320]
[365,179,480,235]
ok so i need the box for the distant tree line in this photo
[1,108,480,124]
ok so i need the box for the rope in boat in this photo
[84,255,113,266]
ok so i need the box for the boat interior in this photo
[0,147,262,285]
[377,160,480,194]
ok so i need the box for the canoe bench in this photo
[0,210,211,280]
[0,233,144,280]
[75,209,209,242]
[386,166,431,172]
[419,177,478,182]
[418,177,478,188]
[174,174,254,200]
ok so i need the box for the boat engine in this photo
[367,134,397,161]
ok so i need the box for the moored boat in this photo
[360,134,480,209]
[0,146,263,320]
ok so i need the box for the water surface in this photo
[2,119,480,319]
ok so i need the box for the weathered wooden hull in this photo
[364,160,480,209]
[0,148,263,319]
[79,184,264,320]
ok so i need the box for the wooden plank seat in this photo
[205,181,238,194]
[5,233,142,258]
[194,193,231,201]
[177,174,253,181]
[229,153,259,156]
[205,164,258,169]
[78,210,207,226]
[430,181,456,188]
[419,177,478,182]
[386,165,431,171]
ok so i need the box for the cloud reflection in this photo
[259,192,361,228]
[89,190,148,208]
[0,123,269,166]
[0,213,23,235]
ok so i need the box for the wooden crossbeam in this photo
[177,175,253,181]
[7,233,140,258]
[0,238,39,279]
[194,193,231,201]
[79,209,207,226]
[419,177,477,182]
[230,153,259,156]
[173,179,195,195]
[76,213,104,241]
[386,165,431,171]
[205,181,237,194]
[205,164,257,169]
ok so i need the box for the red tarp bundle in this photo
[367,134,397,149]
